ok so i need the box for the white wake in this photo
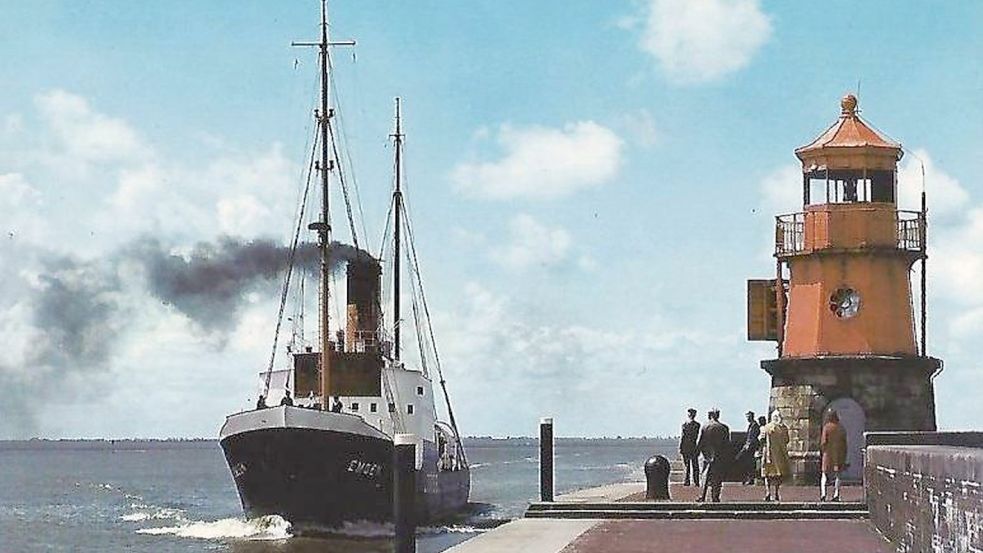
[135,514,292,541]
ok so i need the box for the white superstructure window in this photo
[407,404,414,415]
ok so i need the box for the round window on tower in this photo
[829,288,861,319]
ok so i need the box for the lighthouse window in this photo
[407,404,414,415]
[351,402,359,412]
[370,402,378,413]
[416,386,424,396]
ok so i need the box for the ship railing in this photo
[349,330,380,353]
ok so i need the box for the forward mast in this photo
[292,0,355,409]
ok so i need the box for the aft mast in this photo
[293,0,354,409]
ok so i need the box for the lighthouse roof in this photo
[795,95,902,172]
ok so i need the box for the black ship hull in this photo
[220,407,470,528]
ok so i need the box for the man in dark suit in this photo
[679,408,701,486]
[697,408,731,503]
[738,410,761,485]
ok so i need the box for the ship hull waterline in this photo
[219,407,470,529]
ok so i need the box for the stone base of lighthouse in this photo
[761,356,940,485]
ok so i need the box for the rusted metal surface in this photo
[780,252,918,357]
[747,279,780,341]
[344,256,382,353]
[775,206,923,257]
[795,94,902,173]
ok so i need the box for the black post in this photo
[540,417,554,502]
[393,434,416,553]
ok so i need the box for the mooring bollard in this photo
[644,455,671,500]
[540,417,554,502]
[394,433,417,553]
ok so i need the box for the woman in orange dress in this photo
[820,409,848,501]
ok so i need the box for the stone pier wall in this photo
[865,432,983,553]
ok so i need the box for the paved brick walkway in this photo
[561,519,895,553]
[620,482,865,503]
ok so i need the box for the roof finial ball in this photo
[841,93,858,116]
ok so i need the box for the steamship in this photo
[219,2,469,529]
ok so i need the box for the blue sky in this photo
[0,1,980,438]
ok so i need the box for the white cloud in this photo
[759,164,801,215]
[0,173,46,241]
[0,173,41,208]
[35,89,150,165]
[635,0,772,84]
[218,195,273,236]
[491,214,573,270]
[897,149,970,217]
[98,144,296,242]
[434,283,757,437]
[451,121,623,200]
[934,208,983,306]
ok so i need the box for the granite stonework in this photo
[761,356,939,484]
[864,434,983,553]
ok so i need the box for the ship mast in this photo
[293,0,354,409]
[391,98,404,361]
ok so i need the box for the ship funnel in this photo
[345,255,381,352]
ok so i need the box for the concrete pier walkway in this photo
[446,482,891,553]
[561,519,894,553]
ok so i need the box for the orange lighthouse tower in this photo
[748,94,940,483]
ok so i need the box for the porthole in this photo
[829,288,861,319]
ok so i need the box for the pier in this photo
[448,431,982,552]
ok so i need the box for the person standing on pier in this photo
[679,408,701,486]
[754,415,767,484]
[820,409,847,501]
[696,408,730,503]
[737,410,761,485]
[760,409,791,501]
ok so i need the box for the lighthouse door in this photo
[827,397,865,481]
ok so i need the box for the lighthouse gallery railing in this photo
[775,209,924,256]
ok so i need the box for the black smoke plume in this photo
[0,254,122,438]
[0,236,375,437]
[125,237,373,331]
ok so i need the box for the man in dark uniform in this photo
[738,410,761,484]
[679,408,701,486]
[280,389,294,407]
[697,407,731,503]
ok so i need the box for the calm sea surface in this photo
[0,438,676,553]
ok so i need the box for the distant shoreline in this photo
[0,436,678,451]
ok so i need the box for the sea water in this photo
[0,438,676,552]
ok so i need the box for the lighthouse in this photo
[747,94,940,484]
